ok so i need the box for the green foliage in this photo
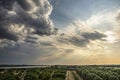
[76,67,120,80]
[86,73,96,80]
[39,72,51,80]
[24,73,39,80]
[2,66,120,80]
[118,75,120,80]
[0,72,18,80]
[93,76,103,80]
[108,75,119,80]
[52,78,64,80]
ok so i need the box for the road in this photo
[20,70,27,80]
[66,70,75,80]
[66,70,83,80]
[72,71,83,80]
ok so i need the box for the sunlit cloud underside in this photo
[0,0,120,65]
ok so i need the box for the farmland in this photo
[0,65,120,80]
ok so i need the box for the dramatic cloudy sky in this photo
[0,0,120,65]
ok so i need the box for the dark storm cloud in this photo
[69,37,89,47]
[0,0,109,64]
[0,0,14,10]
[57,36,88,47]
[16,0,32,10]
[24,35,54,46]
[24,38,38,44]
[0,0,54,41]
[0,26,18,41]
[57,31,106,47]
[82,31,106,40]
[23,30,106,48]
[0,6,18,41]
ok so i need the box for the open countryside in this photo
[0,65,120,80]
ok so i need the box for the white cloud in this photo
[86,9,120,31]
[86,9,120,43]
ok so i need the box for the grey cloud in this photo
[0,39,16,49]
[69,37,89,47]
[0,0,14,10]
[0,27,18,41]
[0,42,59,64]
[64,49,74,53]
[24,35,40,44]
[0,0,108,64]
[57,36,89,47]
[24,38,38,44]
[0,0,54,41]
[16,0,32,11]
[57,31,106,47]
[24,35,54,46]
[0,47,36,64]
[82,31,106,40]
[24,30,106,48]
[40,42,54,46]
[116,12,120,23]
[56,20,107,47]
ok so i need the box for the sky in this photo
[0,0,120,65]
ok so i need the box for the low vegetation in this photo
[76,66,120,80]
[0,65,120,80]
[0,67,66,80]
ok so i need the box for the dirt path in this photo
[20,70,27,80]
[66,70,83,80]
[73,71,83,80]
[66,70,75,80]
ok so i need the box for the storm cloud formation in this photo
[0,0,107,46]
[0,0,110,64]
[0,0,53,41]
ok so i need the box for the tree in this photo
[93,76,103,80]
[102,72,110,80]
[118,75,120,80]
[86,73,96,80]
[24,72,39,80]
[108,75,119,80]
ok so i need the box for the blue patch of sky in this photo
[49,0,120,28]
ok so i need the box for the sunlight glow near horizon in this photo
[0,0,120,65]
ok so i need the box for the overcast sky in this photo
[0,0,120,65]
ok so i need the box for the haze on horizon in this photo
[0,0,120,65]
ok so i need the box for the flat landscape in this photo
[0,0,120,80]
[0,65,120,80]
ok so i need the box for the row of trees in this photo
[24,68,66,80]
[76,67,120,80]
[0,69,25,80]
[0,67,66,80]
